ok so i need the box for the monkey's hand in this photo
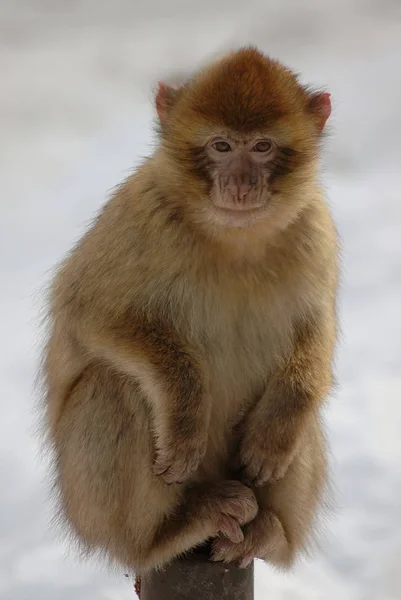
[237,334,325,488]
[153,430,209,485]
[238,422,299,487]
[236,393,303,487]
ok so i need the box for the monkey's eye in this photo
[212,141,232,152]
[252,140,273,153]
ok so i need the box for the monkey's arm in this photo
[86,319,211,485]
[238,305,336,486]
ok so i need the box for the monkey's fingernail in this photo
[220,528,243,544]
[210,553,224,562]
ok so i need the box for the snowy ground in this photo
[1,1,401,598]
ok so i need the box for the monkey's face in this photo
[157,47,331,232]
[199,133,292,227]
[174,119,323,231]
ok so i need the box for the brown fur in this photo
[40,46,339,575]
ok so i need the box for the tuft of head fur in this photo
[158,48,327,153]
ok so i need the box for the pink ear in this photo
[309,92,331,132]
[155,81,178,124]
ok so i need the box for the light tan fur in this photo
[40,47,339,575]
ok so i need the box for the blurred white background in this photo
[1,1,401,598]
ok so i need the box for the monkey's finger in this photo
[236,465,254,485]
[210,537,240,563]
[153,461,182,485]
[270,461,291,482]
[217,515,244,544]
[153,456,190,484]
[160,469,186,485]
[252,464,274,487]
[239,455,266,485]
[152,462,170,477]
[255,458,292,487]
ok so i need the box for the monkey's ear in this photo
[307,92,331,133]
[155,81,181,124]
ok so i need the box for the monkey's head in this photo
[156,47,331,232]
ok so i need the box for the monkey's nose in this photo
[228,183,251,202]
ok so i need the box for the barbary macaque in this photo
[41,46,339,574]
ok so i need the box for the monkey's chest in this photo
[194,304,293,479]
[194,297,293,421]
[171,282,295,479]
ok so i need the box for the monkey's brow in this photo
[211,134,268,144]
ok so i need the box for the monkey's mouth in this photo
[212,204,268,227]
[215,204,265,214]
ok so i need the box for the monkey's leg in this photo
[53,365,257,575]
[211,416,328,567]
[87,324,212,485]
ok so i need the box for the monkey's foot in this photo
[210,510,287,567]
[204,480,258,543]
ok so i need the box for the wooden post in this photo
[139,546,254,600]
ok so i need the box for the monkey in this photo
[40,46,339,576]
